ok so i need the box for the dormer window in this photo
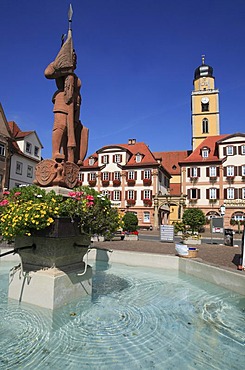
[226,146,233,156]
[113,154,122,163]
[102,155,109,164]
[26,142,32,154]
[202,149,209,158]
[136,153,142,163]
[89,157,95,166]
[34,146,39,157]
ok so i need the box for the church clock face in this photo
[201,97,209,104]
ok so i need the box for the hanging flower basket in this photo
[88,180,96,187]
[127,199,136,206]
[102,180,110,187]
[113,179,121,187]
[143,178,152,186]
[127,179,135,186]
[143,199,152,207]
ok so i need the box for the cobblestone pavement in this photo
[92,236,244,272]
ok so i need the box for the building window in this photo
[226,146,233,156]
[27,165,33,178]
[227,166,234,177]
[188,167,200,178]
[136,153,142,163]
[201,102,209,112]
[241,145,245,155]
[128,190,135,199]
[34,146,39,157]
[102,155,109,164]
[113,190,121,201]
[227,188,235,199]
[0,143,5,156]
[26,142,32,154]
[202,149,209,158]
[202,118,209,133]
[114,154,121,163]
[143,211,150,223]
[16,161,23,175]
[209,166,217,177]
[128,171,135,180]
[242,166,245,177]
[209,188,217,199]
[189,188,199,200]
[90,173,96,181]
[89,157,95,166]
[0,174,3,191]
[114,171,120,180]
[242,188,245,199]
[102,172,109,181]
[101,190,110,198]
[144,190,151,199]
[143,170,151,179]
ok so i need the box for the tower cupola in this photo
[194,55,214,82]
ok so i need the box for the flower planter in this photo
[102,180,109,187]
[124,234,139,241]
[143,179,152,186]
[181,237,201,245]
[127,200,136,206]
[88,180,96,187]
[127,180,135,186]
[113,180,121,187]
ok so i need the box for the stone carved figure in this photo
[44,25,88,165]
[34,6,88,189]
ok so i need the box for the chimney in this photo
[128,138,136,145]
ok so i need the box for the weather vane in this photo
[68,4,73,31]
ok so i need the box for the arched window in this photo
[202,118,209,134]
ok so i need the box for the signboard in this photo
[210,217,224,233]
[160,225,174,243]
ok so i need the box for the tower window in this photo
[202,118,209,134]
[201,102,209,112]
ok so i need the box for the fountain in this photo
[6,5,93,310]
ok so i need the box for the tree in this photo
[182,208,205,234]
[122,212,138,232]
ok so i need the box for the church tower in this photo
[191,56,220,150]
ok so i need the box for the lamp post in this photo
[220,204,226,244]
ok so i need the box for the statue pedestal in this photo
[8,230,92,310]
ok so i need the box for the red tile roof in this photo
[153,150,189,175]
[180,135,229,163]
[8,121,33,139]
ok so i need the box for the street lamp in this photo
[220,204,226,216]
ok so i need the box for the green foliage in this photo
[0,185,121,241]
[122,212,138,232]
[172,221,185,234]
[182,208,205,234]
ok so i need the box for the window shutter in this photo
[217,167,220,177]
[125,191,128,200]
[206,168,209,177]
[238,146,242,155]
[135,171,137,180]
[119,191,121,201]
[141,190,144,200]
[206,189,209,199]
[120,155,122,162]
[235,189,239,198]
[112,172,114,180]
[234,167,237,176]
[87,173,90,181]
[113,155,115,163]
[233,147,237,155]
[150,190,152,198]
[223,147,226,156]
[126,172,128,180]
[141,171,144,180]
[217,189,220,199]
[187,189,190,199]
[197,168,200,177]
[223,167,227,177]
[134,191,137,200]
[187,168,190,178]
[224,189,227,199]
[198,189,201,199]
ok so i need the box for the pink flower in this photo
[86,195,94,201]
[68,192,77,198]
[14,192,21,196]
[3,191,10,195]
[0,199,9,206]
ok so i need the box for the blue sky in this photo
[1,0,245,159]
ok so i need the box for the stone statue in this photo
[35,5,89,189]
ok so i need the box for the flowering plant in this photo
[0,185,121,241]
